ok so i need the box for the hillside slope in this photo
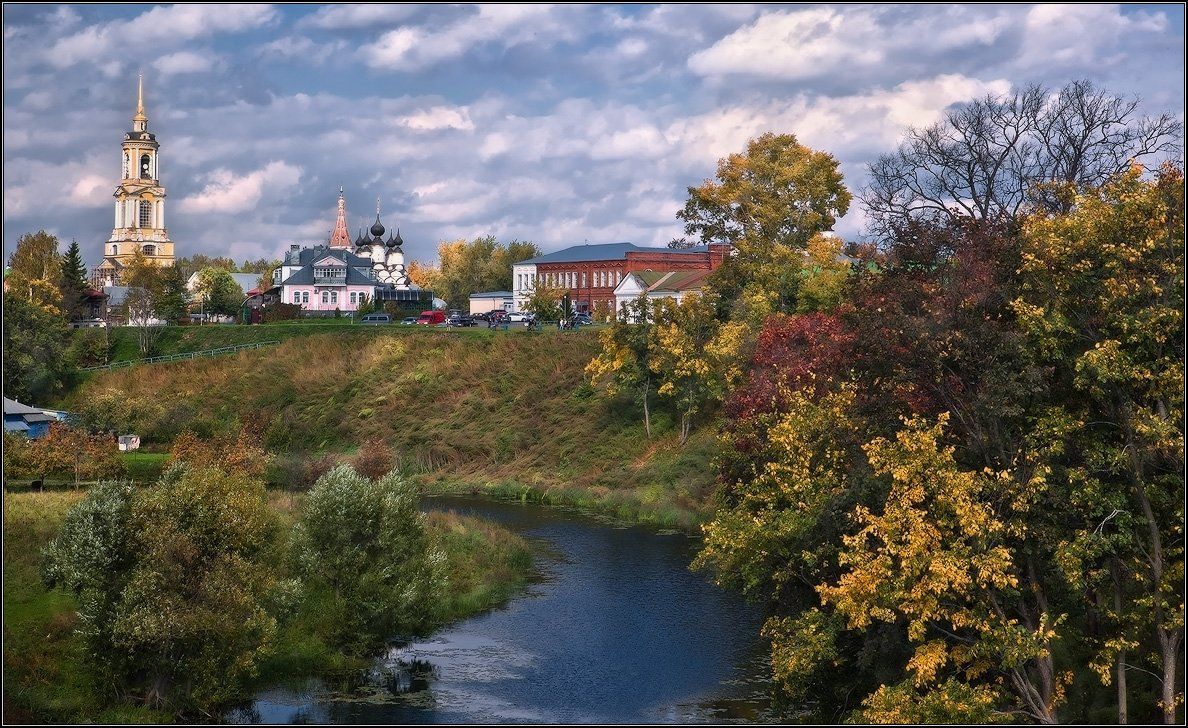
[63,329,718,526]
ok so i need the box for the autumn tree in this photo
[7,230,63,315]
[423,236,541,308]
[675,132,851,311]
[586,294,661,437]
[863,80,1181,238]
[1014,163,1184,723]
[522,279,568,322]
[648,294,747,444]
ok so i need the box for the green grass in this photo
[95,321,532,365]
[118,452,170,482]
[3,489,532,723]
[62,329,720,528]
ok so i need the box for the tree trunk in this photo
[1112,559,1128,724]
[1160,631,1180,724]
[642,386,651,438]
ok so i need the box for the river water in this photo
[229,496,773,724]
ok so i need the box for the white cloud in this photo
[361,4,569,71]
[688,6,1021,81]
[177,161,302,214]
[397,106,475,132]
[153,51,220,76]
[302,4,420,30]
[46,4,276,68]
[1018,4,1167,68]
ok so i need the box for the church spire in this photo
[133,74,148,131]
[329,187,351,248]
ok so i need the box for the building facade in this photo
[272,192,420,313]
[94,76,175,286]
[511,242,730,313]
[613,269,711,320]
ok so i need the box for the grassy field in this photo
[94,321,548,365]
[2,489,532,723]
[63,328,719,528]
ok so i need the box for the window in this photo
[330,291,337,304]
[581,272,587,288]
[123,153,129,178]
[140,154,152,179]
[139,200,151,228]
[302,292,309,304]
[294,292,302,304]
[350,292,357,304]
[322,291,329,304]
[142,244,155,256]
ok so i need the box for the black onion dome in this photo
[370,215,385,238]
[354,229,366,247]
[384,232,396,249]
[393,228,404,246]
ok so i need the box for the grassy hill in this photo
[94,321,499,364]
[62,329,718,527]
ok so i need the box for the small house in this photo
[469,291,515,315]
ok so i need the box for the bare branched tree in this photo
[862,80,1182,239]
[124,287,163,357]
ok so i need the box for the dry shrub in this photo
[169,427,271,481]
[350,438,395,480]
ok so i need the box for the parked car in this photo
[488,310,508,323]
[573,313,593,326]
[361,313,392,325]
[507,312,531,322]
[401,316,417,325]
[446,314,476,327]
[417,310,446,326]
[471,311,489,322]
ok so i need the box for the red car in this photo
[417,310,446,326]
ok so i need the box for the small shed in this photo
[469,290,515,315]
[118,434,141,451]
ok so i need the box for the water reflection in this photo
[230,496,773,724]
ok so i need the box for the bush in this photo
[41,465,281,712]
[293,465,444,652]
[349,438,394,480]
[68,328,110,368]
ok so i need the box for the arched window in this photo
[139,154,152,180]
[142,244,156,256]
[123,153,129,178]
[139,200,152,228]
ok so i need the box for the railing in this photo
[80,341,280,372]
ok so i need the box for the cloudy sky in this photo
[3,3,1183,269]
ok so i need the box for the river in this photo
[229,495,773,724]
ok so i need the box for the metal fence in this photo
[80,340,280,372]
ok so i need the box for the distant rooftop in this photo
[470,290,514,299]
[515,242,711,266]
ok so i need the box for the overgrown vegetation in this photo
[63,329,718,527]
[6,464,532,721]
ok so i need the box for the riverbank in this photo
[2,489,533,723]
[61,330,721,526]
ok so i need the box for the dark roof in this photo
[470,290,513,299]
[4,397,43,416]
[279,264,375,286]
[515,242,712,266]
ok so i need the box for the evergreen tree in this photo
[60,239,90,321]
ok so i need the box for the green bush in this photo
[293,465,444,652]
[41,466,282,713]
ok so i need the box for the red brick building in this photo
[512,242,731,313]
